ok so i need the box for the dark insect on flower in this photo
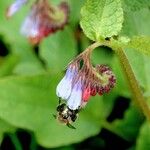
[54,99,80,129]
[20,0,69,44]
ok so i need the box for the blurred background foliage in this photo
[0,0,150,150]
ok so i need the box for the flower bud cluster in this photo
[56,52,116,110]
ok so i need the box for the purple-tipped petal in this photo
[20,13,39,38]
[7,0,28,18]
[56,65,77,100]
[67,79,82,110]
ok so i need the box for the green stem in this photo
[86,41,103,52]
[78,41,103,58]
[9,133,22,150]
[114,48,150,121]
[30,134,37,150]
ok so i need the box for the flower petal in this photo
[20,15,39,37]
[7,0,28,18]
[56,76,72,100]
[56,65,78,100]
[67,80,82,110]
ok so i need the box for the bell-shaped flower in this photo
[21,14,39,39]
[20,0,69,44]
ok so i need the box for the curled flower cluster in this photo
[6,0,69,44]
[56,50,116,110]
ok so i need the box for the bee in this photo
[53,99,80,129]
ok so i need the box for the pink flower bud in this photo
[82,86,91,102]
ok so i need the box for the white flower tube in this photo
[56,66,77,100]
[67,79,82,110]
[56,76,72,100]
[20,15,39,38]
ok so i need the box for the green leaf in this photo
[69,0,85,28]
[128,36,150,57]
[80,0,123,41]
[123,0,150,11]
[0,55,19,77]
[136,122,150,150]
[0,119,16,144]
[121,8,150,36]
[124,48,150,97]
[110,106,144,141]
[0,74,105,148]
[40,27,77,72]
[112,55,130,97]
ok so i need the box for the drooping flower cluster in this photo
[21,0,69,44]
[56,50,116,110]
[6,0,69,44]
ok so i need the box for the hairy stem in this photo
[78,41,150,121]
[114,48,150,121]
[69,41,103,65]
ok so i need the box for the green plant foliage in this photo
[128,36,150,56]
[68,0,85,28]
[80,0,123,41]
[0,55,19,77]
[0,0,150,149]
[39,27,77,72]
[111,106,144,141]
[136,122,150,150]
[121,8,150,36]
[0,119,16,144]
[0,74,109,147]
[123,0,150,11]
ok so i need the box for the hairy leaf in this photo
[80,0,123,41]
[128,36,150,56]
